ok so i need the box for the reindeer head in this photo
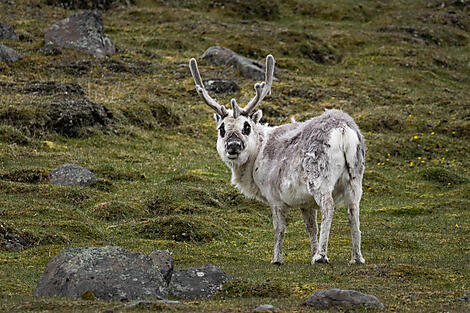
[189,55,275,165]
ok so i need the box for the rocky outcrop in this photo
[0,43,20,62]
[305,288,385,309]
[44,10,115,58]
[34,246,232,301]
[201,46,279,81]
[169,264,232,299]
[33,246,169,301]
[49,163,97,186]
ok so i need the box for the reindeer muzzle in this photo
[226,133,244,158]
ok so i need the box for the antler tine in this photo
[241,54,275,116]
[189,58,228,117]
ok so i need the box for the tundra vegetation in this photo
[1,0,469,312]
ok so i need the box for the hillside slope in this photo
[1,0,469,312]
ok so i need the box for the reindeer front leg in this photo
[271,205,288,265]
[313,194,335,264]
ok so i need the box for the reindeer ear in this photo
[251,110,263,124]
[214,113,221,123]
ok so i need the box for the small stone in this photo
[49,164,97,186]
[1,231,26,252]
[0,20,19,40]
[0,43,21,62]
[305,288,384,309]
[254,304,281,312]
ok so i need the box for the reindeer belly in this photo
[279,175,314,207]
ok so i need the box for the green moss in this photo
[210,0,281,21]
[135,215,222,242]
[0,168,49,184]
[377,205,432,216]
[0,125,31,145]
[418,167,468,186]
[216,278,291,298]
[90,201,143,221]
[1,0,470,312]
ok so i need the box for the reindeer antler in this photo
[189,58,228,118]
[240,54,275,116]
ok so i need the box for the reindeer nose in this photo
[226,133,244,155]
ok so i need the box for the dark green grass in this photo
[1,0,469,312]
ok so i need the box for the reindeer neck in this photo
[229,125,270,203]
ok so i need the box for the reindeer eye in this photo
[219,123,226,137]
[242,122,251,136]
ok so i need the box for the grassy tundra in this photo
[1,0,469,311]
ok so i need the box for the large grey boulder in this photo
[44,10,115,58]
[305,288,384,309]
[0,20,19,40]
[0,43,20,62]
[49,163,97,186]
[33,246,169,301]
[201,46,279,81]
[169,264,232,299]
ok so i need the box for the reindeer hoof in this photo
[349,257,365,265]
[271,261,283,266]
[312,254,329,264]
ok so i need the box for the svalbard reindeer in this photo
[189,55,366,265]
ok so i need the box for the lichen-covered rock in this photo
[0,43,20,62]
[305,288,385,309]
[149,250,174,285]
[203,79,239,94]
[44,10,115,58]
[201,46,279,81]
[33,246,170,301]
[0,20,19,40]
[169,264,232,299]
[49,163,97,186]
